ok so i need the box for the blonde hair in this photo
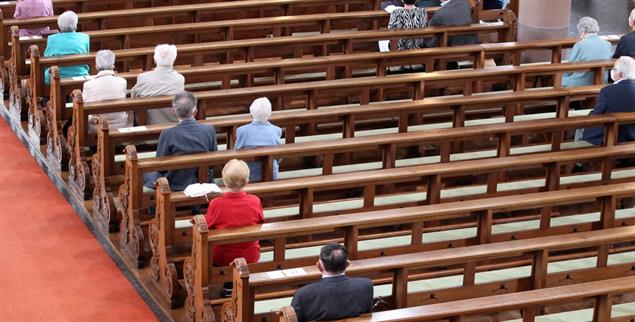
[222,159,250,191]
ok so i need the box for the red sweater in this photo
[205,191,265,266]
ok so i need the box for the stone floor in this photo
[570,0,633,35]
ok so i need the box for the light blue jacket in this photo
[562,35,613,87]
[235,121,282,182]
[44,31,90,84]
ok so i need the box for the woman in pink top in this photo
[14,0,54,36]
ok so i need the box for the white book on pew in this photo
[183,183,222,198]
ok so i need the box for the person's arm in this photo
[256,198,265,224]
[564,42,582,77]
[613,38,627,59]
[388,12,400,30]
[589,87,609,115]
[290,292,305,322]
[205,200,220,229]
[234,127,245,150]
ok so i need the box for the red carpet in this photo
[0,117,157,321]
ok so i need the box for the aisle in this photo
[0,117,157,321]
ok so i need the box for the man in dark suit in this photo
[613,9,635,58]
[579,56,635,145]
[143,91,218,191]
[426,0,478,47]
[291,243,373,322]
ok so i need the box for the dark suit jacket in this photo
[583,79,635,145]
[613,31,635,58]
[291,275,373,322]
[427,0,478,47]
[143,118,218,191]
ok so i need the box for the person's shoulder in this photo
[243,193,262,203]
[348,276,373,286]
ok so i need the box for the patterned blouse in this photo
[388,7,428,51]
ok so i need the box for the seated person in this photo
[613,9,635,58]
[291,243,373,322]
[143,91,217,191]
[14,0,53,36]
[44,11,90,84]
[426,0,478,47]
[388,0,429,51]
[562,17,612,88]
[205,159,265,296]
[576,57,635,145]
[234,97,282,182]
[131,44,185,125]
[83,50,132,133]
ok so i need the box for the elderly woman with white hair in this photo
[83,50,132,133]
[131,44,185,125]
[234,97,282,182]
[562,17,612,88]
[44,10,90,84]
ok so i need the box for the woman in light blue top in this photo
[234,97,282,182]
[562,17,613,88]
[44,10,90,84]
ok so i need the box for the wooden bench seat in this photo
[0,0,180,19]
[13,18,517,123]
[126,142,635,282]
[1,0,385,59]
[182,183,635,321]
[279,275,635,321]
[60,61,611,195]
[95,109,634,237]
[38,34,620,152]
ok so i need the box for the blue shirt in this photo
[562,35,613,87]
[44,31,90,84]
[234,121,282,182]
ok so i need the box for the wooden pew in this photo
[40,35,620,170]
[0,0,384,59]
[0,0,172,19]
[89,87,612,211]
[130,141,635,278]
[185,183,635,321]
[149,129,635,310]
[279,276,635,321]
[145,117,635,307]
[15,18,517,123]
[40,34,621,152]
[62,61,612,194]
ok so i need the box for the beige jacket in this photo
[131,66,185,125]
[82,70,132,133]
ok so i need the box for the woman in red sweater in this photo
[205,159,265,296]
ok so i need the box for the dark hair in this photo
[403,0,417,4]
[320,243,348,274]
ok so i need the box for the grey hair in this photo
[172,91,197,119]
[614,56,635,80]
[58,11,78,32]
[153,44,177,67]
[249,97,272,122]
[576,17,599,35]
[95,50,115,71]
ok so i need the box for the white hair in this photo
[58,11,78,32]
[576,17,599,35]
[95,50,115,71]
[614,56,635,80]
[249,97,272,122]
[630,8,635,27]
[153,44,177,68]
